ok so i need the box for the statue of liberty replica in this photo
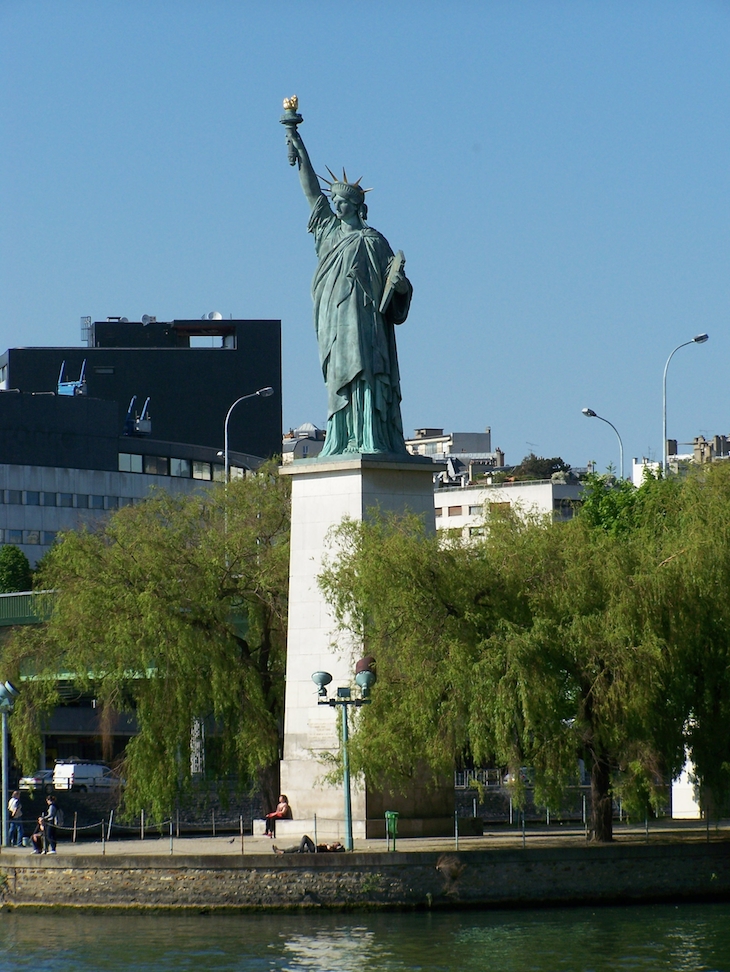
[278,101,451,839]
[281,97,412,456]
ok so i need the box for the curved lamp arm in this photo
[223,386,275,481]
[582,408,624,480]
[662,334,708,475]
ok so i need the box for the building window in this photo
[469,526,486,537]
[435,508,442,517]
[118,497,133,508]
[170,458,191,478]
[212,464,225,482]
[119,453,143,473]
[42,531,57,546]
[106,496,118,509]
[75,494,88,509]
[24,491,40,506]
[553,499,575,522]
[447,506,463,517]
[42,492,57,507]
[192,461,212,481]
[229,466,245,481]
[468,504,482,516]
[489,502,511,516]
[23,530,40,545]
[89,495,104,510]
[0,530,4,542]
[58,493,73,508]
[5,490,21,505]
[6,530,22,544]
[144,455,169,476]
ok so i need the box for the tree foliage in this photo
[320,466,730,840]
[1,464,290,821]
[0,545,32,593]
[510,452,571,481]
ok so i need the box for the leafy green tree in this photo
[0,545,32,593]
[636,463,730,813]
[2,464,290,821]
[511,453,571,481]
[320,480,696,842]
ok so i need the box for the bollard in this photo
[240,815,244,855]
[212,809,216,838]
[101,821,105,856]
[473,796,477,818]
[141,809,145,841]
[72,811,78,844]
[385,811,399,852]
[169,818,173,855]
[313,813,318,852]
[522,812,526,848]
[454,810,459,850]
[546,807,550,826]
[107,810,114,841]
[176,808,180,839]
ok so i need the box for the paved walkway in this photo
[1,821,727,859]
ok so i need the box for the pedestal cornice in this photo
[279,453,443,477]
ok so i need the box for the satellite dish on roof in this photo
[207,311,223,320]
[120,317,129,323]
[141,315,151,325]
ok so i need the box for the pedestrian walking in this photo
[8,790,23,846]
[42,795,59,853]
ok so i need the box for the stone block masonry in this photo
[1,844,729,910]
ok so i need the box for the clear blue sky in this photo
[2,1,728,472]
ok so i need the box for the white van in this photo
[53,760,122,793]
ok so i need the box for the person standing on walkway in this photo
[8,790,22,847]
[41,795,59,854]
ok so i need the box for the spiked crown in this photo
[318,166,372,206]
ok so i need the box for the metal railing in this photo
[0,591,55,627]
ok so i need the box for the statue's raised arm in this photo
[280,96,321,208]
[281,97,412,457]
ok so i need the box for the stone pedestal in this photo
[279,454,451,838]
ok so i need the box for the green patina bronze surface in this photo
[282,98,412,456]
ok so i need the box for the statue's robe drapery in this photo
[308,195,411,456]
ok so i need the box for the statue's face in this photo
[332,193,358,221]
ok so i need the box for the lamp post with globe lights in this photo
[0,681,19,847]
[311,657,376,851]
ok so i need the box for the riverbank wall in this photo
[1,842,729,910]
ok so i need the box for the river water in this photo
[0,902,728,971]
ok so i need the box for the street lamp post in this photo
[223,386,275,481]
[582,408,624,480]
[311,658,376,852]
[663,334,709,476]
[0,681,19,847]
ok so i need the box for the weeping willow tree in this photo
[1,462,290,821]
[320,468,730,842]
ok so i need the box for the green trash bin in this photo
[385,810,399,851]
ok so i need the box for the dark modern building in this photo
[0,317,282,564]
[0,317,281,459]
